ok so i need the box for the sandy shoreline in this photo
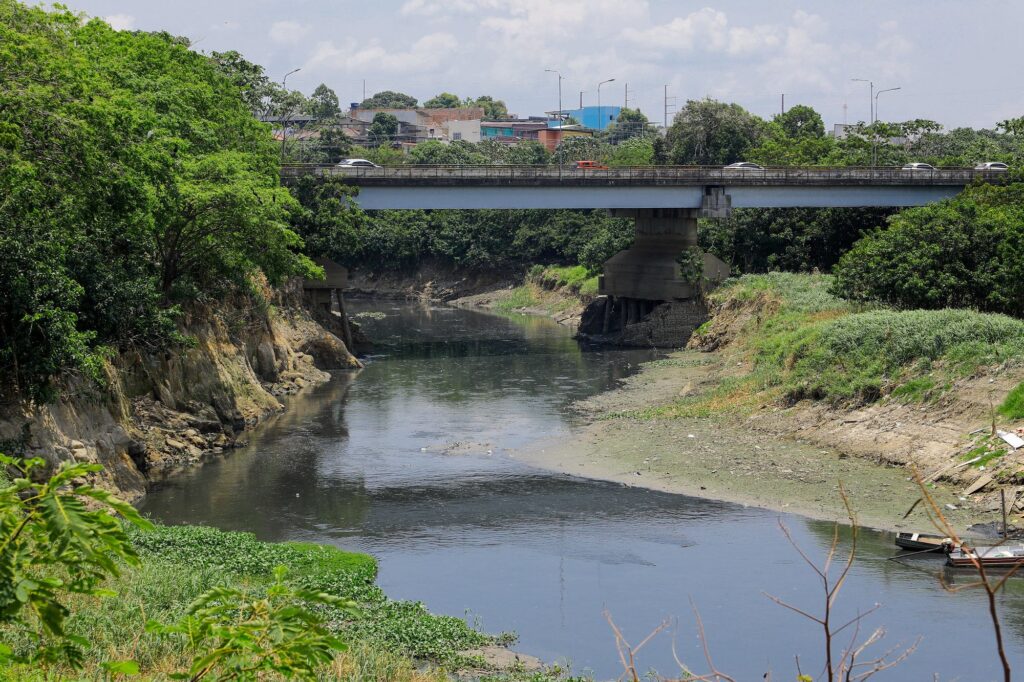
[513,351,1000,534]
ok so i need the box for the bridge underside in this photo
[352,185,961,210]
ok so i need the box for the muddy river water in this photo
[140,302,1024,680]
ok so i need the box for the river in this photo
[140,301,1024,681]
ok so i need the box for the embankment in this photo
[519,273,1024,531]
[0,285,361,502]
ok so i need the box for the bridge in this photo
[281,164,999,210]
[284,164,1002,344]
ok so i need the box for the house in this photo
[350,107,484,144]
[548,105,622,131]
[537,125,594,153]
[480,117,550,143]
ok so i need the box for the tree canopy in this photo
[423,92,461,108]
[666,98,766,165]
[359,90,418,109]
[0,1,315,401]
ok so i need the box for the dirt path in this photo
[514,352,1003,533]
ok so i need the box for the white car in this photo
[335,158,380,168]
[902,162,936,171]
[975,161,1009,171]
[723,161,764,171]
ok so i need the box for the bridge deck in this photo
[280,165,1003,210]
[282,164,1001,187]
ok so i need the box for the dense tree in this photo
[555,136,611,163]
[666,98,766,165]
[368,112,399,145]
[466,95,508,120]
[608,137,654,166]
[308,83,341,120]
[359,90,418,109]
[831,179,1024,316]
[506,140,551,165]
[775,104,826,139]
[606,108,657,144]
[289,177,365,264]
[409,139,485,165]
[0,2,315,400]
[423,92,461,108]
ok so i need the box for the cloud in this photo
[104,13,135,31]
[400,0,500,16]
[269,20,309,45]
[306,33,459,74]
[621,8,781,56]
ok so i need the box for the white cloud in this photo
[104,13,135,31]
[622,8,782,56]
[269,20,309,45]
[307,33,459,74]
[400,0,500,16]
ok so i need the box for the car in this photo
[975,161,1009,171]
[902,162,936,171]
[574,160,609,170]
[723,161,764,170]
[335,158,380,168]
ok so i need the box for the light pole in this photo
[597,78,615,132]
[280,67,301,162]
[851,77,873,125]
[545,68,564,172]
[873,86,901,166]
[579,91,586,110]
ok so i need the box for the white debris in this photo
[996,430,1024,450]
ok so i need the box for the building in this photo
[550,105,622,131]
[350,107,484,144]
[480,117,551,143]
[445,118,481,143]
[537,126,594,153]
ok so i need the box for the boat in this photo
[895,532,953,553]
[946,544,1024,569]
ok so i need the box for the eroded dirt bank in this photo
[516,278,1024,533]
[0,286,361,502]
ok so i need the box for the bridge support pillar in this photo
[599,208,727,301]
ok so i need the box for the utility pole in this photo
[280,67,301,162]
[624,83,629,110]
[781,93,785,115]
[579,91,585,109]
[664,85,668,131]
[545,68,564,173]
[362,79,366,101]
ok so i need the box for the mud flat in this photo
[515,351,1003,533]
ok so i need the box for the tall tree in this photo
[423,92,461,108]
[775,104,825,138]
[360,90,418,109]
[666,98,766,165]
[308,83,341,120]
[466,95,508,120]
[368,112,399,145]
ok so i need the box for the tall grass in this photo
[653,274,1024,416]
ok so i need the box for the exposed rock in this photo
[300,332,362,370]
[0,289,361,502]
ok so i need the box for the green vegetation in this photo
[0,457,578,681]
[644,274,1024,418]
[1000,382,1024,420]
[831,176,1024,317]
[0,1,317,402]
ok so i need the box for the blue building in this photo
[549,105,622,131]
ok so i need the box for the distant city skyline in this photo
[59,0,1024,130]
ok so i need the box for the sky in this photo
[58,0,1024,130]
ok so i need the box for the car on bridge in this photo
[976,161,1009,171]
[574,160,609,170]
[336,158,380,168]
[723,161,764,171]
[902,162,936,171]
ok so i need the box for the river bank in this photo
[517,273,1024,534]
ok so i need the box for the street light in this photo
[280,68,301,162]
[872,86,901,166]
[597,78,615,131]
[851,77,873,125]
[545,68,564,172]
[579,91,586,109]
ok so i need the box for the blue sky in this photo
[60,0,1024,130]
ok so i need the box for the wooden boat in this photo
[946,544,1024,569]
[895,532,952,553]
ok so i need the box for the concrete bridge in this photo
[283,164,1001,342]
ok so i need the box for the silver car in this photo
[335,158,380,168]
[975,161,1009,171]
[901,162,936,171]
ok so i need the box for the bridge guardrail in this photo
[280,164,1005,186]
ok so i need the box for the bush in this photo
[830,182,1024,317]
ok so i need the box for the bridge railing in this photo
[280,164,1004,186]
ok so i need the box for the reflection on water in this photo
[141,302,1024,680]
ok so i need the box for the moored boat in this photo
[946,544,1024,569]
[895,532,952,553]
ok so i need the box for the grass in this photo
[651,273,1024,417]
[492,285,540,312]
[5,524,575,681]
[999,382,1024,420]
